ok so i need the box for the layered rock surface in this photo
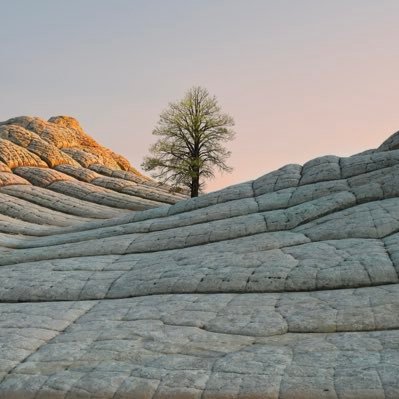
[0,119,399,398]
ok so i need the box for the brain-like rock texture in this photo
[0,118,399,398]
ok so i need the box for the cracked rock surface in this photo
[1,118,399,398]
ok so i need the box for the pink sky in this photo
[1,1,399,192]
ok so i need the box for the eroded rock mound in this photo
[0,121,399,398]
[0,116,186,217]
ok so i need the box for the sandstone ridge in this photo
[1,120,399,398]
[0,116,186,218]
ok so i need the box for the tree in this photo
[141,86,235,197]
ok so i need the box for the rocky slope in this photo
[0,118,399,398]
[0,115,186,219]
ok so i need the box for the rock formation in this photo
[0,117,398,398]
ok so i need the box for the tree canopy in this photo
[141,86,235,197]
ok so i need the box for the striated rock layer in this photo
[0,118,399,398]
[0,115,186,215]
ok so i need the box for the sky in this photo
[1,0,399,192]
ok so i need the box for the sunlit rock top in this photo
[0,115,186,213]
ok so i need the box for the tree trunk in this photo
[191,174,200,197]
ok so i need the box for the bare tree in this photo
[142,86,235,197]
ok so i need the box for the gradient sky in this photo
[1,0,399,192]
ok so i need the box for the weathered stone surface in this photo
[1,119,399,398]
[0,185,126,219]
[0,172,30,187]
[0,115,183,209]
[0,124,80,168]
[0,139,47,169]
